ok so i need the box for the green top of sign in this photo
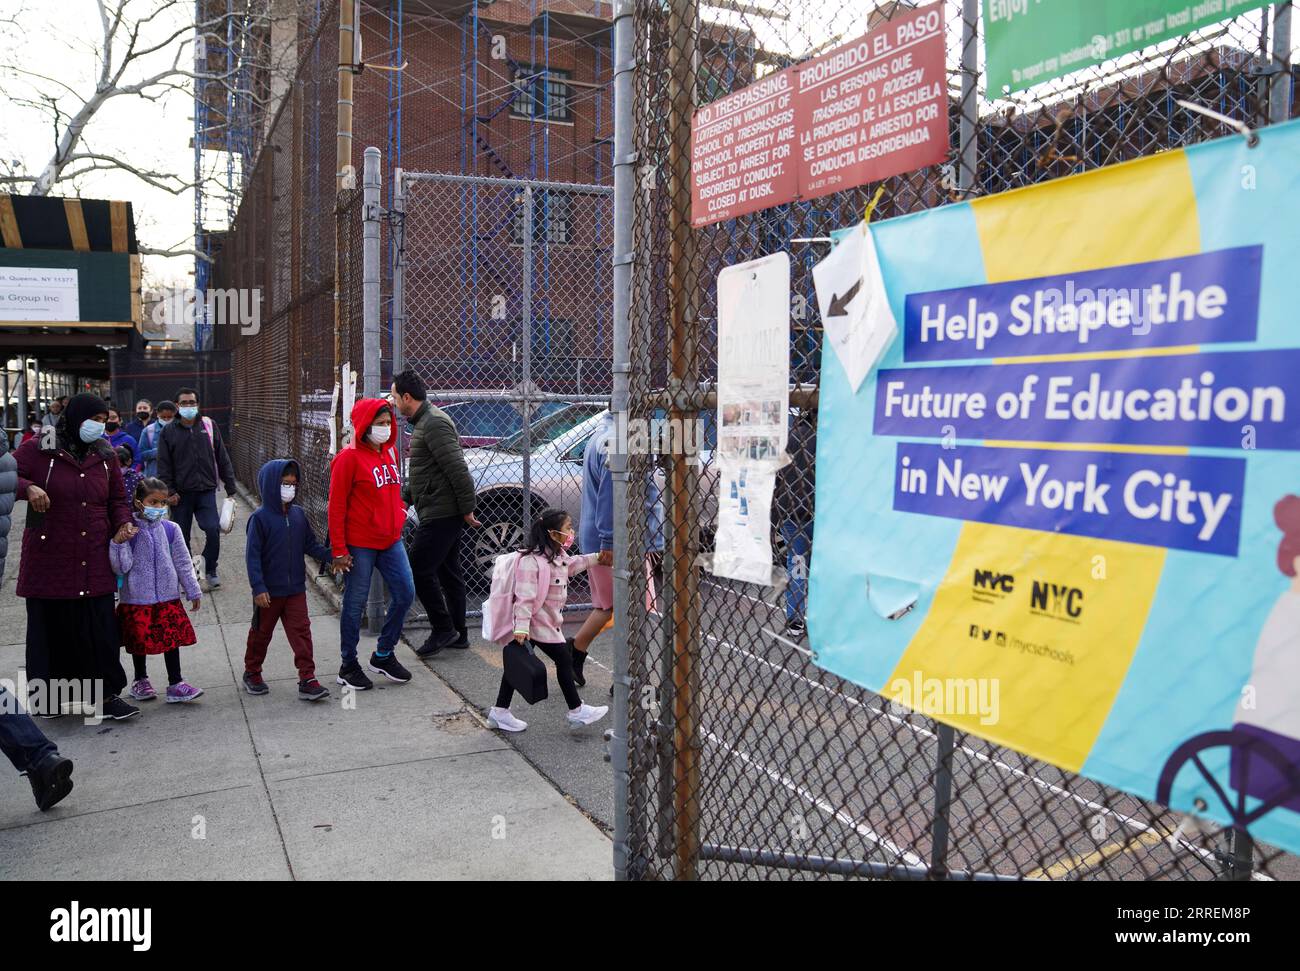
[984,0,1272,95]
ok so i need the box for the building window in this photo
[512,190,573,246]
[510,64,572,122]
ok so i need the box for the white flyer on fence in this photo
[711,251,790,586]
[812,221,897,394]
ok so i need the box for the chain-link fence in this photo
[393,171,613,616]
[216,1,371,540]
[621,0,1299,881]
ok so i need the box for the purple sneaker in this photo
[165,681,204,704]
[128,678,157,701]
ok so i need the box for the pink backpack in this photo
[481,551,551,645]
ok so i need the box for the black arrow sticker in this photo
[827,277,862,317]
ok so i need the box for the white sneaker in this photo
[487,706,528,732]
[566,703,608,727]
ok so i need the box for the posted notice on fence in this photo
[690,2,947,228]
[809,118,1300,856]
[711,251,790,585]
[0,266,79,322]
[795,2,947,201]
[984,0,1273,95]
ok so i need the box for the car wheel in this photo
[465,516,526,592]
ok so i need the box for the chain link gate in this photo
[618,0,1299,881]
[392,172,615,621]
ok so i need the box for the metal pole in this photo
[1227,827,1255,881]
[1271,2,1294,126]
[958,0,980,194]
[15,356,27,434]
[925,0,982,881]
[362,147,382,396]
[520,185,534,533]
[666,0,701,881]
[930,724,956,876]
[609,0,635,882]
[363,146,385,633]
[391,169,407,375]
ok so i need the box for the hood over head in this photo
[257,458,300,512]
[349,398,392,445]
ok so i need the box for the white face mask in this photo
[368,424,392,445]
[79,419,106,443]
[280,484,296,504]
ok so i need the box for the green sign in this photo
[984,0,1273,94]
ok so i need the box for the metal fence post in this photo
[1271,2,1294,125]
[520,184,534,533]
[391,169,407,376]
[666,0,701,882]
[363,146,384,632]
[927,0,982,880]
[610,0,636,882]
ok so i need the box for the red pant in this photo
[245,592,316,681]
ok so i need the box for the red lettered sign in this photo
[795,2,947,201]
[690,67,799,228]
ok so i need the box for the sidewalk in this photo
[0,493,611,880]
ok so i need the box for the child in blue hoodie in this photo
[244,459,335,701]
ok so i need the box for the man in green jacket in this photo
[391,369,480,656]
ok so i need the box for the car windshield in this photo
[491,404,604,454]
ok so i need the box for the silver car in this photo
[460,404,609,586]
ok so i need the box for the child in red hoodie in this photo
[328,399,415,689]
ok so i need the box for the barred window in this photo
[511,190,573,246]
[509,64,572,122]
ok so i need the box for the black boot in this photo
[570,637,588,688]
[27,753,74,811]
[416,629,460,658]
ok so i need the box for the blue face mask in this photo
[141,505,167,522]
[179,406,198,421]
[79,419,105,443]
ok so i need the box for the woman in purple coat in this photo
[15,393,141,721]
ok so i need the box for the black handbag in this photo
[503,640,548,705]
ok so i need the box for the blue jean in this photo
[339,541,415,665]
[780,519,811,624]
[0,684,57,774]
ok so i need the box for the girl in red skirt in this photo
[109,477,204,702]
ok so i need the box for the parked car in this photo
[437,398,572,448]
[453,404,721,593]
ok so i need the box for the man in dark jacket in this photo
[390,369,479,656]
[243,458,335,701]
[158,387,237,588]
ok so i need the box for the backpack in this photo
[199,416,220,483]
[481,551,551,645]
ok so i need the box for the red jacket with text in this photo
[327,398,406,556]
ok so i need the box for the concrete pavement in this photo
[0,494,612,880]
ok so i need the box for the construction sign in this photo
[808,119,1300,854]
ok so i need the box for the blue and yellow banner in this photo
[809,119,1300,853]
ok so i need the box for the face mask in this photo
[158,418,173,427]
[369,424,392,445]
[551,530,575,551]
[105,421,119,433]
[140,505,167,522]
[79,419,105,443]
[280,484,297,504]
[179,406,198,420]
[136,412,149,422]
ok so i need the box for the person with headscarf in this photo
[14,392,142,721]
